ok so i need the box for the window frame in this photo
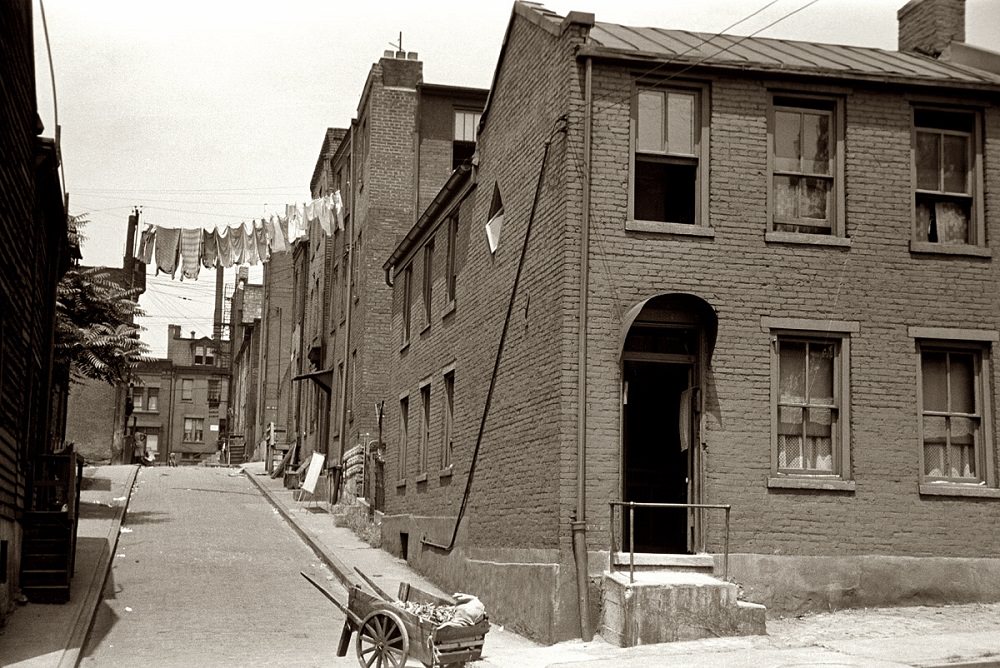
[418,379,431,476]
[766,92,846,241]
[909,326,998,497]
[627,80,712,236]
[400,265,412,350]
[763,317,857,491]
[445,213,459,314]
[441,367,455,473]
[910,105,986,255]
[147,387,159,412]
[422,241,434,332]
[398,394,409,484]
[183,416,204,443]
[181,378,194,402]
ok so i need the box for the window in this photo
[133,389,143,410]
[445,214,459,309]
[205,348,215,366]
[207,379,221,406]
[398,396,409,481]
[195,346,205,364]
[442,370,455,469]
[422,242,434,329]
[352,231,362,302]
[769,95,844,236]
[915,337,996,493]
[333,362,343,437]
[183,417,204,442]
[913,108,984,248]
[181,378,193,401]
[453,110,481,169]
[147,388,159,412]
[401,265,412,347]
[765,318,855,489]
[349,349,356,423]
[419,383,430,474]
[631,84,709,231]
[485,183,504,254]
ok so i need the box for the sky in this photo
[32,0,1000,356]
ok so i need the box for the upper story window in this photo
[422,241,434,330]
[445,214,459,311]
[769,95,845,237]
[207,379,221,406]
[181,378,193,401]
[194,345,215,366]
[147,387,159,412]
[401,265,412,348]
[630,83,710,234]
[398,395,409,481]
[913,108,984,249]
[453,110,481,169]
[183,417,204,443]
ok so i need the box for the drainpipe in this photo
[573,56,594,642]
[334,122,357,502]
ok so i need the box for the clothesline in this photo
[134,191,345,280]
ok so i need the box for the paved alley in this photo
[79,467,351,667]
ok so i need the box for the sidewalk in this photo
[246,461,1000,668]
[0,465,138,668]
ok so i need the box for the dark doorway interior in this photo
[623,360,691,554]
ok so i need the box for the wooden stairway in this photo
[21,510,73,603]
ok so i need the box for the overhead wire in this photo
[38,0,65,197]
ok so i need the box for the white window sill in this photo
[420,322,431,335]
[910,241,992,258]
[919,483,1000,499]
[395,479,407,490]
[625,220,715,238]
[415,472,428,483]
[765,231,851,248]
[767,476,855,492]
[439,466,454,479]
[400,340,410,354]
[442,300,456,319]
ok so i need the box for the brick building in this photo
[381,0,1000,644]
[280,52,487,500]
[132,326,229,465]
[0,0,75,613]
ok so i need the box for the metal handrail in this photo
[608,501,732,583]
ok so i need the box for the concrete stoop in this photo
[600,570,766,647]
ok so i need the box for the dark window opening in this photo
[635,160,696,224]
[400,532,409,561]
[452,141,475,170]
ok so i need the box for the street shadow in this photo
[169,486,261,497]
[81,477,112,491]
[78,500,118,520]
[121,510,170,525]
[79,562,120,660]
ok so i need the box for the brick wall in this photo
[898,0,965,56]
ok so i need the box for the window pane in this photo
[915,200,933,241]
[808,343,835,403]
[801,112,830,175]
[947,353,975,414]
[950,416,977,478]
[934,200,970,243]
[921,352,948,412]
[779,342,806,403]
[800,178,830,221]
[915,132,940,191]
[805,407,834,471]
[923,415,947,476]
[774,175,798,219]
[942,134,969,194]
[667,92,694,155]
[637,91,663,153]
[634,160,696,224]
[774,111,800,173]
[777,405,803,470]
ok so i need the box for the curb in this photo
[243,469,359,595]
[57,465,140,668]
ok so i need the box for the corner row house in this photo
[378,0,1000,646]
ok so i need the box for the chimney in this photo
[898,0,965,58]
[168,324,181,340]
[190,330,196,339]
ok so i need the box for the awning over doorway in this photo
[618,293,719,359]
[292,368,334,394]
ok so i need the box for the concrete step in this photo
[601,570,766,647]
[22,584,70,604]
[611,552,715,573]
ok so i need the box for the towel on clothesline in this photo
[216,226,234,268]
[201,229,218,269]
[254,221,271,263]
[138,225,156,264]
[154,226,181,278]
[179,228,202,280]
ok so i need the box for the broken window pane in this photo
[637,91,664,153]
[942,134,969,194]
[774,111,800,173]
[667,92,694,155]
[916,132,940,191]
[801,112,830,175]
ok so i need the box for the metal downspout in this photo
[573,56,594,642]
[334,122,357,502]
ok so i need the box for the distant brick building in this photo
[132,326,229,465]
[381,0,1000,643]
[0,0,74,615]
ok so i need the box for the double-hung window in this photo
[181,378,193,401]
[764,318,855,490]
[398,395,409,482]
[422,242,434,330]
[631,84,710,233]
[400,265,412,348]
[183,417,204,442]
[769,95,844,237]
[147,388,159,412]
[442,369,455,470]
[445,214,458,311]
[913,108,984,250]
[910,326,997,496]
[419,382,431,475]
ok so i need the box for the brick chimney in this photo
[379,49,422,89]
[898,0,965,58]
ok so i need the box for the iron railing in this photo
[608,501,732,583]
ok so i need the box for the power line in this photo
[38,0,65,196]
[74,193,293,207]
[74,185,305,194]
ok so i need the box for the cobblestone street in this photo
[79,467,350,667]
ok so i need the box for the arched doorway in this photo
[620,293,717,554]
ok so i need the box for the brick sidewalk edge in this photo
[58,464,140,668]
[243,469,359,596]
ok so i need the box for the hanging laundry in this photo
[137,225,156,264]
[265,216,286,253]
[216,226,234,268]
[154,226,181,278]
[244,223,260,265]
[286,204,305,243]
[278,216,291,249]
[333,191,345,232]
[317,195,333,235]
[179,228,203,280]
[201,229,219,269]
[254,221,271,263]
[230,223,248,265]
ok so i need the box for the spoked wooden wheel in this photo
[356,609,409,668]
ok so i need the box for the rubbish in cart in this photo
[300,569,490,667]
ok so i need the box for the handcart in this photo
[301,569,490,668]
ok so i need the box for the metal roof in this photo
[583,22,1000,89]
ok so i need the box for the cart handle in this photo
[354,566,394,602]
[300,571,361,624]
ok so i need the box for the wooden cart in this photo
[301,570,489,668]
